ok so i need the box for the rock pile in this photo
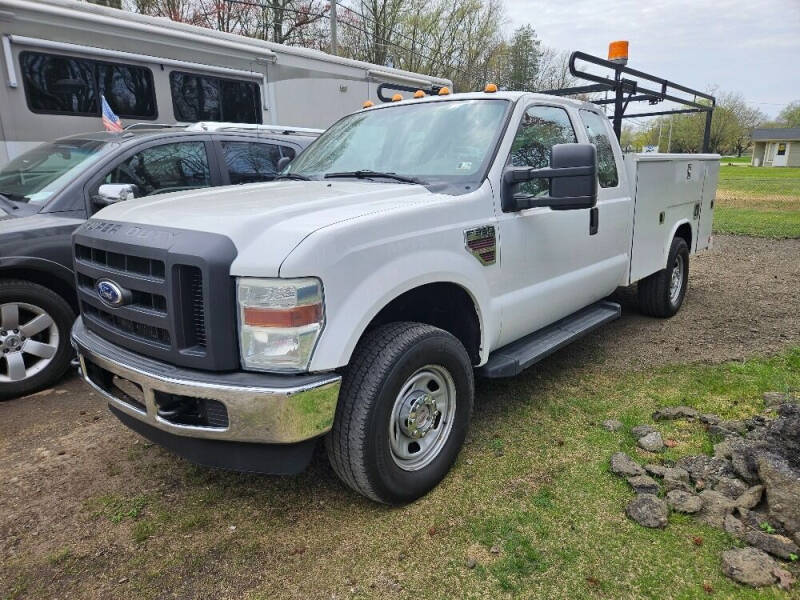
[608,392,799,590]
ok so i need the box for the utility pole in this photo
[667,116,673,153]
[330,0,338,55]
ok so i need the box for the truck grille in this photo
[73,221,239,371]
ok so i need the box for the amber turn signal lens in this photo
[484,83,497,93]
[608,40,629,63]
[244,304,323,328]
[392,93,403,102]
[413,90,425,98]
[438,87,450,96]
[362,100,374,108]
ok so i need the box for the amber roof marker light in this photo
[608,40,629,65]
[362,100,374,109]
[484,83,498,93]
[413,90,425,98]
[391,93,403,102]
[437,87,451,96]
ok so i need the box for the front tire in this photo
[325,322,474,504]
[638,237,689,318]
[0,280,75,401]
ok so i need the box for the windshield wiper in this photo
[274,173,312,181]
[324,170,426,185]
[0,193,21,210]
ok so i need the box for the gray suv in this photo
[0,124,320,399]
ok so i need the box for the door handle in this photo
[589,207,599,235]
[693,203,700,218]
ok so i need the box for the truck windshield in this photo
[0,140,115,205]
[287,99,509,187]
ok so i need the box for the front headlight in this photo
[237,277,324,372]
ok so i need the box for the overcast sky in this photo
[503,0,800,119]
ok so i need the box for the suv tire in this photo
[326,322,473,504]
[0,280,75,400]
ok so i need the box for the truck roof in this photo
[366,91,601,111]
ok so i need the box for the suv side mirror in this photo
[94,183,138,206]
[502,143,597,212]
[276,156,291,172]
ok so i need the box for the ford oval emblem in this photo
[96,279,127,307]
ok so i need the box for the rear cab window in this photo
[579,110,619,188]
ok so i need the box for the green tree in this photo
[777,101,800,127]
[503,25,541,91]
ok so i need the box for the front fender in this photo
[313,249,496,371]
[0,256,76,290]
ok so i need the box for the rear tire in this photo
[325,322,473,504]
[0,280,75,401]
[638,237,689,318]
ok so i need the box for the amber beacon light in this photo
[608,40,629,65]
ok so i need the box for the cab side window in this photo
[102,142,211,197]
[579,110,619,188]
[221,141,283,184]
[509,105,577,197]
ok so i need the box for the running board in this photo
[477,300,621,378]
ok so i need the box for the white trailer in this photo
[0,0,451,164]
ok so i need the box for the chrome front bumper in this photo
[71,318,341,445]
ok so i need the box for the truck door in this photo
[493,104,628,347]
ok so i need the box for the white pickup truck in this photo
[71,90,718,503]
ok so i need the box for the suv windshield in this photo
[0,139,115,205]
[287,99,509,188]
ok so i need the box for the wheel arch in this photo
[0,257,78,314]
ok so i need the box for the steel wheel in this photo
[0,302,59,383]
[669,253,684,304]
[388,364,457,472]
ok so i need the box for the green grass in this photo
[720,156,751,165]
[714,205,800,238]
[714,165,800,237]
[8,348,800,599]
[717,165,800,198]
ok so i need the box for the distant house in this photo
[751,128,800,167]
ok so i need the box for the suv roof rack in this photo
[185,122,324,136]
[124,123,182,131]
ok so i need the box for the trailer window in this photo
[579,110,619,188]
[509,105,577,197]
[21,52,97,115]
[20,51,156,119]
[170,72,261,124]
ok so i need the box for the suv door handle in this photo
[589,207,599,235]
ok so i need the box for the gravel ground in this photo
[1,234,798,597]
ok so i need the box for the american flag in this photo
[101,95,123,132]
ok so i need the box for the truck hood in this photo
[93,180,440,275]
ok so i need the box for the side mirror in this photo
[94,183,138,206]
[276,156,291,172]
[501,143,597,212]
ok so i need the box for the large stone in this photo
[602,419,624,432]
[631,424,656,438]
[653,406,699,421]
[763,391,793,409]
[663,467,692,493]
[697,490,736,528]
[610,452,645,477]
[645,464,667,478]
[758,453,800,533]
[627,475,660,495]
[699,413,721,425]
[735,485,765,510]
[666,490,702,514]
[728,438,767,484]
[723,515,800,560]
[720,420,749,436]
[664,467,690,483]
[714,476,748,499]
[676,455,736,487]
[768,403,800,471]
[638,431,664,452]
[721,547,779,587]
[626,494,668,529]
